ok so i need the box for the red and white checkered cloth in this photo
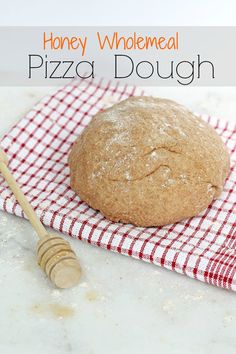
[0,79,236,291]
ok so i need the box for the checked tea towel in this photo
[0,79,236,291]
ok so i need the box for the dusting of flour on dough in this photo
[69,96,230,226]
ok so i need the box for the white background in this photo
[0,0,236,26]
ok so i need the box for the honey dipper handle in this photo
[0,161,47,239]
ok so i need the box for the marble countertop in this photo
[0,86,236,354]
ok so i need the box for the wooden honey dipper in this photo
[0,148,81,289]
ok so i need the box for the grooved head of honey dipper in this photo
[0,148,8,165]
[51,258,81,289]
[37,234,81,289]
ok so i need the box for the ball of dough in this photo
[68,97,230,227]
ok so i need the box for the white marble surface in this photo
[0,86,236,354]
